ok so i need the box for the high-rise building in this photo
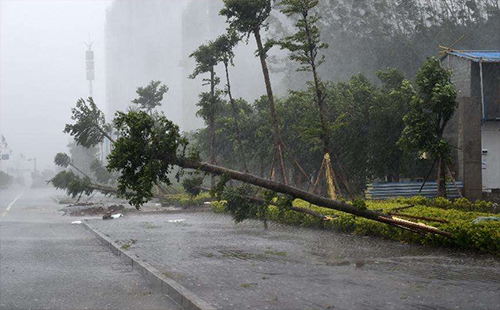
[105,1,186,126]
[105,0,274,132]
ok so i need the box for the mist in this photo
[0,0,282,181]
[0,0,110,174]
[1,2,500,309]
[1,0,499,193]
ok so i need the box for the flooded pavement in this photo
[87,212,500,310]
[0,187,181,310]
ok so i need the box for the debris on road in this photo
[71,220,82,224]
[103,211,112,220]
[103,212,123,220]
[167,219,186,223]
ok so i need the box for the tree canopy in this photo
[131,80,169,113]
[399,57,458,196]
[220,0,272,36]
[64,98,112,147]
[107,110,187,207]
[278,0,328,72]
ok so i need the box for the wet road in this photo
[88,212,500,310]
[0,187,180,310]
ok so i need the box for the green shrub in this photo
[433,197,452,209]
[452,197,472,209]
[390,196,496,213]
[160,192,212,207]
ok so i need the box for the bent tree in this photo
[278,0,347,198]
[399,57,458,197]
[64,97,115,145]
[110,111,451,237]
[221,0,289,185]
[56,96,451,237]
[213,30,249,172]
[190,41,223,185]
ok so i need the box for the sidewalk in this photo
[86,212,500,310]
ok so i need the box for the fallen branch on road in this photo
[178,159,453,238]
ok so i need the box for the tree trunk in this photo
[253,28,288,185]
[177,158,452,238]
[224,62,249,172]
[69,163,92,179]
[303,16,345,197]
[96,125,115,145]
[209,67,217,187]
[437,157,447,198]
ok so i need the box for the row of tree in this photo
[275,0,500,89]
[188,0,459,197]
[50,0,459,234]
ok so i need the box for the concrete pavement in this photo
[0,187,180,310]
[87,212,500,310]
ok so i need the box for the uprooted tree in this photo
[51,96,452,238]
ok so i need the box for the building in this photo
[105,0,270,132]
[443,50,500,199]
[105,1,186,127]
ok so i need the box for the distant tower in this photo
[85,34,95,97]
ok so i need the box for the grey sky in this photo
[0,0,111,171]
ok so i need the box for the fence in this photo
[365,181,463,200]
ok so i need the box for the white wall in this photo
[482,122,500,190]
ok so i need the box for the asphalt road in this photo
[0,186,180,310]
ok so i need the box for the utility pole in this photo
[84,34,106,161]
[84,34,95,98]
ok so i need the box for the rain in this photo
[1,1,500,309]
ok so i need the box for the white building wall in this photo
[482,122,500,191]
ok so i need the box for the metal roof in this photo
[447,50,500,63]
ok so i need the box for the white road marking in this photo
[1,193,22,218]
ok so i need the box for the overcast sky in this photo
[0,0,111,171]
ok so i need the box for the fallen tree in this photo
[51,169,172,204]
[177,159,451,238]
[59,98,452,238]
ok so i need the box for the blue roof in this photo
[447,50,500,63]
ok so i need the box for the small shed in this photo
[442,50,500,199]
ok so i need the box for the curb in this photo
[81,221,216,310]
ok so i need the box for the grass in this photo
[120,238,138,250]
[121,243,131,250]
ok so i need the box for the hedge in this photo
[159,192,212,207]
[212,198,500,255]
